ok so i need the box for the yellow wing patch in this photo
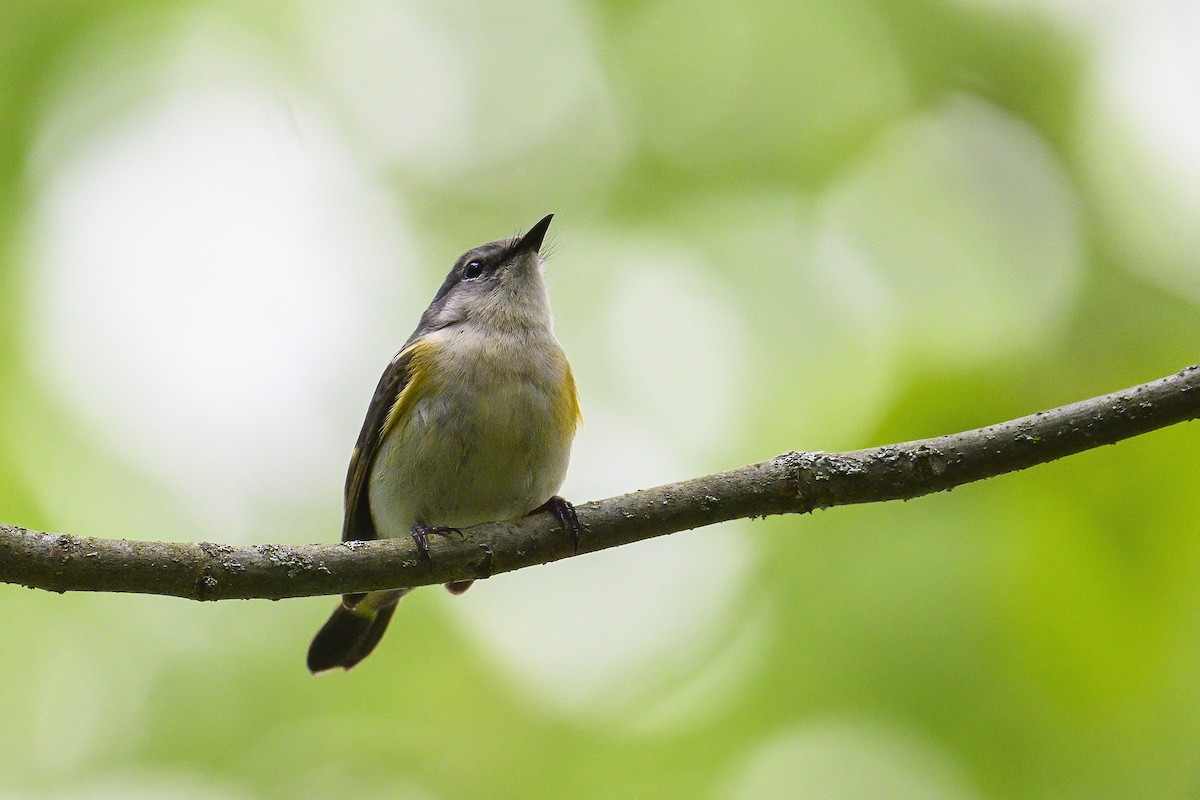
[383,339,438,439]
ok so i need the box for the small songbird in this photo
[307,214,581,672]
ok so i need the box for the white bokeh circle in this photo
[28,70,417,537]
[814,95,1084,366]
[1078,3,1200,303]
[723,719,983,800]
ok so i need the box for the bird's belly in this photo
[367,363,573,539]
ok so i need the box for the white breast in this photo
[367,325,575,539]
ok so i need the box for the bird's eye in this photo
[463,261,484,280]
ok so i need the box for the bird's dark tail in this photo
[307,589,407,673]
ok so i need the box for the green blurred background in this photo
[2,0,1199,797]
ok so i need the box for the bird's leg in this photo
[532,495,582,555]
[410,523,462,571]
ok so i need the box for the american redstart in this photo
[307,214,580,672]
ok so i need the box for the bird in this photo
[307,214,581,672]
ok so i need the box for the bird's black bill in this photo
[515,213,554,254]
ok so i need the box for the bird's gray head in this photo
[415,214,555,335]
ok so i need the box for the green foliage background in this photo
[2,1,1199,798]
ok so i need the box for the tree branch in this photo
[2,366,1198,601]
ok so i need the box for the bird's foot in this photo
[410,523,462,571]
[533,495,581,555]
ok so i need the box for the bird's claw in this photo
[536,495,581,555]
[410,523,462,571]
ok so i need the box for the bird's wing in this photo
[341,343,425,543]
